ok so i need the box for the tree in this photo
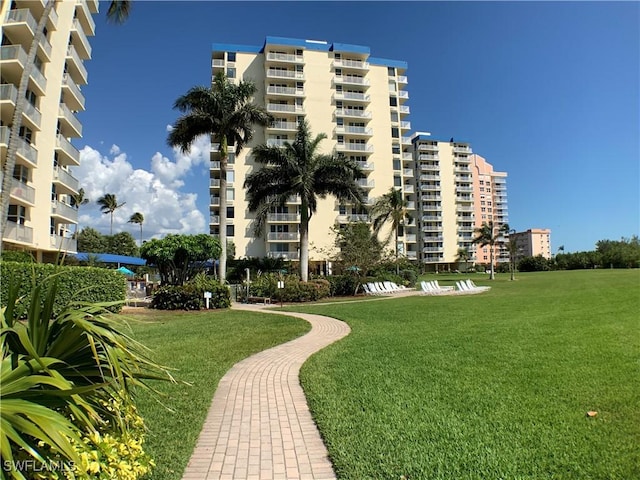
[71,188,90,238]
[596,236,640,268]
[128,212,144,246]
[97,193,125,235]
[77,227,107,253]
[472,221,509,280]
[505,230,521,281]
[0,1,131,245]
[244,120,365,282]
[168,72,272,284]
[106,232,139,257]
[455,247,471,273]
[333,222,383,294]
[370,188,411,275]
[140,234,221,286]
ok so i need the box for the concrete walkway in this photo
[181,304,351,480]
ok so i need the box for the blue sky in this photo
[73,1,640,252]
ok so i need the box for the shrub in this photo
[151,275,231,310]
[0,261,126,317]
[0,250,34,263]
[327,275,360,296]
[243,274,330,302]
[399,269,418,285]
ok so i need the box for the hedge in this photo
[0,261,126,317]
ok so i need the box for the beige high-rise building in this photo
[411,137,509,271]
[210,37,417,268]
[511,228,551,259]
[1,0,97,261]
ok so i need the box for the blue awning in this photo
[73,253,146,266]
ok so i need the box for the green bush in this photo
[243,274,330,302]
[399,269,418,285]
[327,275,360,296]
[0,261,126,317]
[150,275,231,310]
[0,250,34,263]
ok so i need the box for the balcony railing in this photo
[420,185,440,191]
[333,91,370,102]
[56,134,79,166]
[266,69,304,80]
[456,186,474,193]
[267,85,304,96]
[58,103,82,137]
[398,90,409,99]
[268,213,300,222]
[419,154,439,161]
[406,251,418,259]
[51,234,77,252]
[420,174,440,181]
[267,52,304,63]
[267,138,289,147]
[270,121,298,131]
[423,237,444,243]
[10,178,35,204]
[51,200,78,222]
[3,221,33,244]
[337,143,373,153]
[397,75,408,84]
[1,84,42,128]
[453,146,473,154]
[75,0,96,35]
[333,59,369,69]
[267,232,300,241]
[334,75,370,86]
[356,161,374,170]
[338,214,370,223]
[399,105,410,114]
[62,73,85,110]
[405,234,417,243]
[212,59,225,67]
[66,44,88,84]
[335,126,373,136]
[406,201,415,209]
[356,179,375,188]
[267,103,304,113]
[267,251,299,260]
[400,121,411,129]
[4,9,53,60]
[53,167,79,192]
[1,45,47,94]
[403,184,414,193]
[418,144,438,152]
[72,19,92,58]
[421,194,441,200]
[422,216,442,222]
[334,108,371,119]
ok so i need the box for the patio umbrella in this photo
[116,266,135,276]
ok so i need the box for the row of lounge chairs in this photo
[420,280,454,295]
[455,279,491,293]
[421,279,491,295]
[362,281,410,295]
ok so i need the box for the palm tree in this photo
[455,247,471,273]
[128,212,144,246]
[472,220,510,280]
[244,120,365,282]
[97,193,125,235]
[0,1,131,241]
[370,188,411,275]
[505,229,520,281]
[71,188,90,239]
[168,72,272,284]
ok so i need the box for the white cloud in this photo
[72,140,210,241]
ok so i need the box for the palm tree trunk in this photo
[299,200,310,282]
[139,224,143,247]
[395,228,400,276]
[0,0,55,247]
[218,137,228,284]
[489,244,495,280]
[110,212,114,235]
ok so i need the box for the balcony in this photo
[405,234,417,243]
[10,178,35,205]
[334,75,370,87]
[400,121,411,130]
[50,234,77,252]
[398,90,409,100]
[402,168,414,177]
[356,160,374,171]
[337,214,370,223]
[287,195,301,204]
[333,59,369,70]
[75,0,96,36]
[210,196,220,206]
[71,19,92,59]
[356,179,375,189]
[402,152,413,161]
[210,215,220,225]
[336,125,373,136]
[422,204,442,212]
[420,174,440,181]
[61,73,85,111]
[335,108,371,119]
[399,105,410,114]
[3,9,53,62]
[453,146,473,154]
[420,185,440,191]
[55,134,80,166]
[210,179,221,188]
[58,103,82,137]
[267,103,304,114]
[267,232,300,242]
[267,251,299,260]
[268,213,300,222]
[0,45,47,95]
[212,59,225,68]
[455,155,471,164]
[406,251,418,260]
[403,184,414,193]
[266,85,304,97]
[422,215,442,222]
[0,84,42,131]
[266,52,304,64]
[419,154,439,161]
[51,200,78,223]
[333,91,370,103]
[266,68,304,80]
[456,186,474,193]
[422,225,443,233]
[418,144,438,152]
[455,176,472,184]
[53,166,80,194]
[86,0,99,13]
[0,127,38,167]
[421,194,441,201]
[406,201,415,210]
[337,143,373,153]
[267,138,290,147]
[397,75,408,84]
[3,221,33,244]
[456,196,473,203]
[66,44,88,85]
[401,136,412,145]
[419,165,439,173]
[456,206,474,212]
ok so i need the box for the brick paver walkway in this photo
[181,304,351,480]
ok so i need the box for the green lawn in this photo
[126,308,310,480]
[291,270,640,479]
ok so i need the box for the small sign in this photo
[277,281,284,289]
[204,292,212,299]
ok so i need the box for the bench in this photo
[247,296,271,305]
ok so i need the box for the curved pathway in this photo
[181,304,351,480]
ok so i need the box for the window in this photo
[388,67,395,76]
[8,205,26,225]
[226,170,235,183]
[226,67,236,79]
[392,145,401,154]
[391,128,399,138]
[18,126,33,144]
[394,176,401,187]
[388,81,397,92]
[227,52,236,62]
[226,225,235,237]
[390,112,399,122]
[336,118,344,126]
[226,188,234,201]
[13,165,29,183]
[389,96,398,107]
[392,159,401,170]
[339,205,346,215]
